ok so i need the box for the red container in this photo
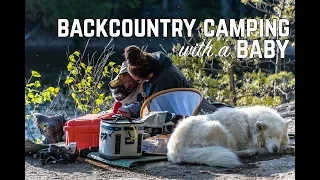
[63,112,115,151]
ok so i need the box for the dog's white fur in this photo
[167,106,294,168]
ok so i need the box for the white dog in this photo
[167,106,294,168]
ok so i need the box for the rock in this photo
[274,102,295,120]
[274,102,295,135]
[33,113,66,144]
[25,139,49,154]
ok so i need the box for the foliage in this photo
[241,0,295,72]
[170,1,295,107]
[241,0,295,23]
[25,70,60,119]
[25,40,120,143]
[170,40,295,107]
[235,70,294,106]
[183,0,265,20]
[25,70,61,142]
[64,50,120,115]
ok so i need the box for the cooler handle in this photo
[129,125,137,140]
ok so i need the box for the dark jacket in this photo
[146,52,218,114]
[147,51,191,96]
[109,52,218,115]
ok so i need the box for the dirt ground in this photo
[25,153,295,180]
[25,102,295,180]
[25,125,295,180]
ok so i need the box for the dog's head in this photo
[254,115,291,153]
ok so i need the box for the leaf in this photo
[31,70,41,77]
[67,62,74,71]
[95,98,103,105]
[43,91,52,102]
[102,65,111,77]
[97,82,103,89]
[86,66,93,73]
[108,62,116,67]
[25,115,31,120]
[25,97,31,106]
[34,81,41,88]
[83,104,90,112]
[81,79,87,86]
[47,87,55,93]
[78,104,83,110]
[54,87,60,93]
[87,77,92,84]
[92,107,101,114]
[71,69,78,75]
[65,77,75,84]
[69,55,76,62]
[33,95,43,104]
[71,93,77,100]
[74,51,81,57]
[99,93,104,99]
[105,96,112,101]
[114,67,119,74]
[27,92,34,99]
[103,66,109,75]
[80,63,86,69]
[81,98,87,101]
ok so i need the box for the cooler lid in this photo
[101,114,144,124]
[102,119,144,124]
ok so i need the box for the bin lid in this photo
[65,113,115,127]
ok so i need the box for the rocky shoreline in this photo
[25,102,295,180]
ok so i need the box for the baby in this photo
[109,61,143,118]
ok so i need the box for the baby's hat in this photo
[109,61,129,88]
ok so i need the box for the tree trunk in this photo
[228,67,237,106]
[275,0,285,74]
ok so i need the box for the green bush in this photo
[169,21,294,107]
[25,43,120,121]
[64,50,120,115]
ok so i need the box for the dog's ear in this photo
[256,121,267,131]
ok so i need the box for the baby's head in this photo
[120,73,137,91]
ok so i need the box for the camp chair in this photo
[140,88,204,118]
[139,88,206,155]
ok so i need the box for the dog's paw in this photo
[279,145,295,154]
[235,149,258,157]
[246,149,258,156]
[256,147,268,154]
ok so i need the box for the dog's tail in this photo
[167,146,242,168]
